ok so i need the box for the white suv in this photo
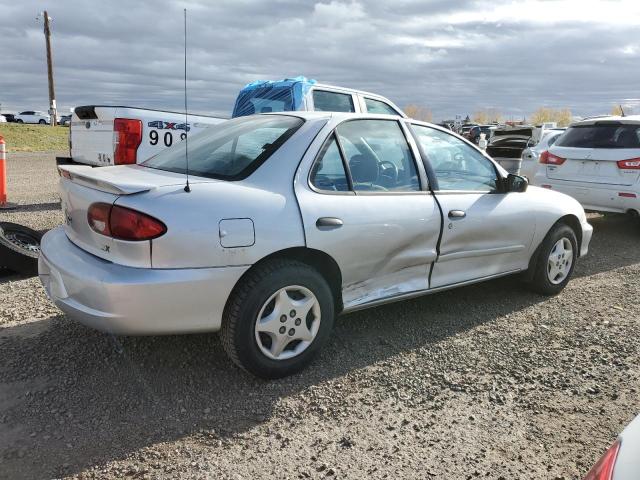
[14,111,52,124]
[533,116,640,217]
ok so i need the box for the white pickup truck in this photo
[57,78,405,167]
[57,106,225,167]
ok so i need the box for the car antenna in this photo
[619,104,626,117]
[183,8,191,193]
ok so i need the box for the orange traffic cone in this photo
[0,136,17,210]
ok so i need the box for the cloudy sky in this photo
[0,0,638,120]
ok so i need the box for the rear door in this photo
[410,123,535,288]
[296,118,440,309]
[546,123,640,186]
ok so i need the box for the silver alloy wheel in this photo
[547,237,573,285]
[254,285,321,361]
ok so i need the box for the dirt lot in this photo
[1,153,639,480]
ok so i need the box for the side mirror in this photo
[505,173,528,193]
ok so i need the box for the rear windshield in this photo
[232,86,294,117]
[143,115,304,180]
[555,123,640,148]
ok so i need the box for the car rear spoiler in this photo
[57,165,155,195]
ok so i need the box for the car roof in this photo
[263,111,406,121]
[261,111,454,135]
[572,115,640,126]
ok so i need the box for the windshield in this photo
[232,86,295,117]
[555,123,640,149]
[143,115,304,180]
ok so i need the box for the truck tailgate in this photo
[71,106,115,166]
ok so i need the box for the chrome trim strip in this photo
[437,245,525,262]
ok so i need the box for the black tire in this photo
[16,119,23,123]
[221,259,335,379]
[0,222,43,277]
[528,223,577,295]
[39,119,46,124]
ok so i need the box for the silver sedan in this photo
[39,112,593,378]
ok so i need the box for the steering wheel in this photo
[378,160,398,185]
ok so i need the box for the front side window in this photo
[411,125,497,192]
[336,120,420,192]
[309,135,350,192]
[364,97,400,116]
[143,115,303,180]
[312,90,355,113]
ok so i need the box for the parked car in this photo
[469,125,497,144]
[582,414,640,480]
[533,116,640,217]
[436,122,454,131]
[520,129,565,179]
[486,126,534,174]
[14,111,51,124]
[1,113,16,123]
[56,77,404,168]
[39,112,592,378]
[59,114,71,126]
[460,123,479,138]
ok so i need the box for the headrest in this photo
[349,154,378,184]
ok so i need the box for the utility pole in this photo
[39,11,57,126]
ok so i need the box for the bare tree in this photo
[530,107,573,127]
[404,104,433,122]
[472,108,503,124]
[611,105,625,116]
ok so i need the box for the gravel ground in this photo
[1,153,639,480]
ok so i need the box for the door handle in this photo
[316,217,343,229]
[448,210,466,219]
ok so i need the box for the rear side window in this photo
[232,86,294,117]
[363,97,399,115]
[312,90,355,113]
[143,115,303,180]
[555,124,640,149]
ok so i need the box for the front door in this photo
[410,123,536,288]
[295,119,441,309]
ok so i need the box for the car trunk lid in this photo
[58,165,212,267]
[546,146,640,186]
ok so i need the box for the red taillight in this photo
[87,202,112,236]
[113,118,142,165]
[539,150,566,165]
[616,158,640,169]
[88,203,166,241]
[583,440,620,480]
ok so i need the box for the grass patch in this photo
[0,123,68,152]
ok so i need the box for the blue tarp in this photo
[232,76,317,118]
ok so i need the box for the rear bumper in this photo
[535,178,640,214]
[38,226,249,335]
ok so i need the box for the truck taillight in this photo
[88,203,166,241]
[113,118,142,165]
[616,158,640,169]
[539,150,566,165]
[583,440,620,480]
